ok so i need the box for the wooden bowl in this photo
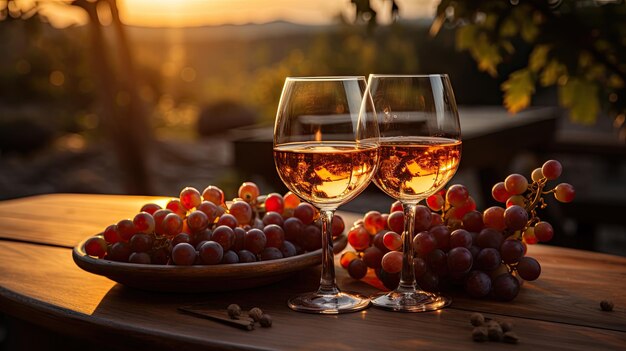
[73,234,347,292]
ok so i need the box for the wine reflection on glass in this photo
[273,76,379,314]
[368,74,462,312]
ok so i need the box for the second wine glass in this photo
[368,74,462,312]
[273,76,379,314]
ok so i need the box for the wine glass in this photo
[368,74,461,312]
[273,76,379,314]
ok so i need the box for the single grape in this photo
[186,210,209,233]
[85,236,107,258]
[483,206,506,231]
[381,251,403,274]
[446,184,469,207]
[237,249,257,263]
[427,193,445,211]
[280,241,297,258]
[531,167,544,182]
[430,212,443,227]
[450,229,472,249]
[383,231,402,251]
[202,185,225,205]
[387,211,404,234]
[238,182,260,203]
[504,205,529,231]
[464,270,492,298]
[129,233,153,253]
[462,210,484,233]
[264,224,285,248]
[416,270,439,292]
[469,245,480,259]
[542,159,562,180]
[389,200,403,213]
[372,230,390,253]
[172,232,191,247]
[172,242,197,265]
[212,225,235,251]
[414,205,432,232]
[265,193,284,214]
[108,241,131,262]
[300,225,322,251]
[491,182,511,203]
[377,268,401,290]
[244,228,267,254]
[259,247,283,261]
[522,227,538,244]
[332,215,345,237]
[504,174,529,195]
[263,211,284,227]
[363,246,384,269]
[476,248,501,271]
[166,199,187,218]
[216,213,238,229]
[292,202,315,225]
[196,201,218,224]
[162,213,183,237]
[229,201,252,225]
[348,258,368,279]
[492,273,520,301]
[340,251,358,269]
[363,211,386,235]
[554,183,575,203]
[198,241,223,265]
[506,195,526,208]
[180,187,202,210]
[453,196,477,220]
[500,239,525,264]
[516,256,541,281]
[283,191,301,210]
[283,217,304,243]
[221,250,239,264]
[428,249,448,276]
[103,224,121,244]
[430,225,451,251]
[477,228,504,249]
[140,203,161,216]
[414,231,437,257]
[129,252,151,264]
[116,219,136,242]
[534,221,554,242]
[447,247,473,273]
[347,225,371,251]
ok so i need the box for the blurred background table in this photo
[0,194,625,350]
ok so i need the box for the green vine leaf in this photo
[559,78,600,124]
[502,69,535,113]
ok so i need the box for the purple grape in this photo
[221,250,239,264]
[430,225,451,251]
[279,241,297,258]
[417,270,439,292]
[376,268,401,290]
[462,210,484,232]
[428,249,448,276]
[263,224,285,248]
[362,246,384,269]
[108,242,131,262]
[373,230,390,253]
[129,252,151,264]
[212,225,235,251]
[237,249,257,263]
[492,273,520,301]
[172,243,197,265]
[464,270,492,298]
[414,257,427,278]
[300,224,322,251]
[244,228,266,254]
[450,229,472,249]
[447,247,473,273]
[283,217,303,242]
[232,227,245,251]
[172,233,191,247]
[476,248,501,271]
[348,258,368,279]
[500,239,525,264]
[414,205,432,232]
[477,228,504,249]
[516,256,541,281]
[504,205,529,231]
[198,241,223,265]
[129,233,153,253]
[259,247,283,261]
[262,211,284,227]
[191,229,212,247]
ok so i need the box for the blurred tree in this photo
[429,0,626,139]
[0,0,153,194]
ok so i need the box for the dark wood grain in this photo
[0,194,625,351]
[1,241,625,351]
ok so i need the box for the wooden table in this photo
[0,194,625,350]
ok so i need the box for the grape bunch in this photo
[83,182,345,265]
[341,159,575,301]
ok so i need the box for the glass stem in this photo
[398,202,417,292]
[318,209,340,296]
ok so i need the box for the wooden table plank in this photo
[1,241,624,351]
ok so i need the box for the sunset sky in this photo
[39,0,437,28]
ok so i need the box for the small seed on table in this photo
[600,300,614,312]
[472,327,488,342]
[259,314,272,328]
[470,312,485,326]
[249,307,263,322]
[227,304,241,319]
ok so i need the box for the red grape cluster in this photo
[341,159,575,301]
[84,182,345,265]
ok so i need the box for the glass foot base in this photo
[371,290,450,312]
[288,291,371,314]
